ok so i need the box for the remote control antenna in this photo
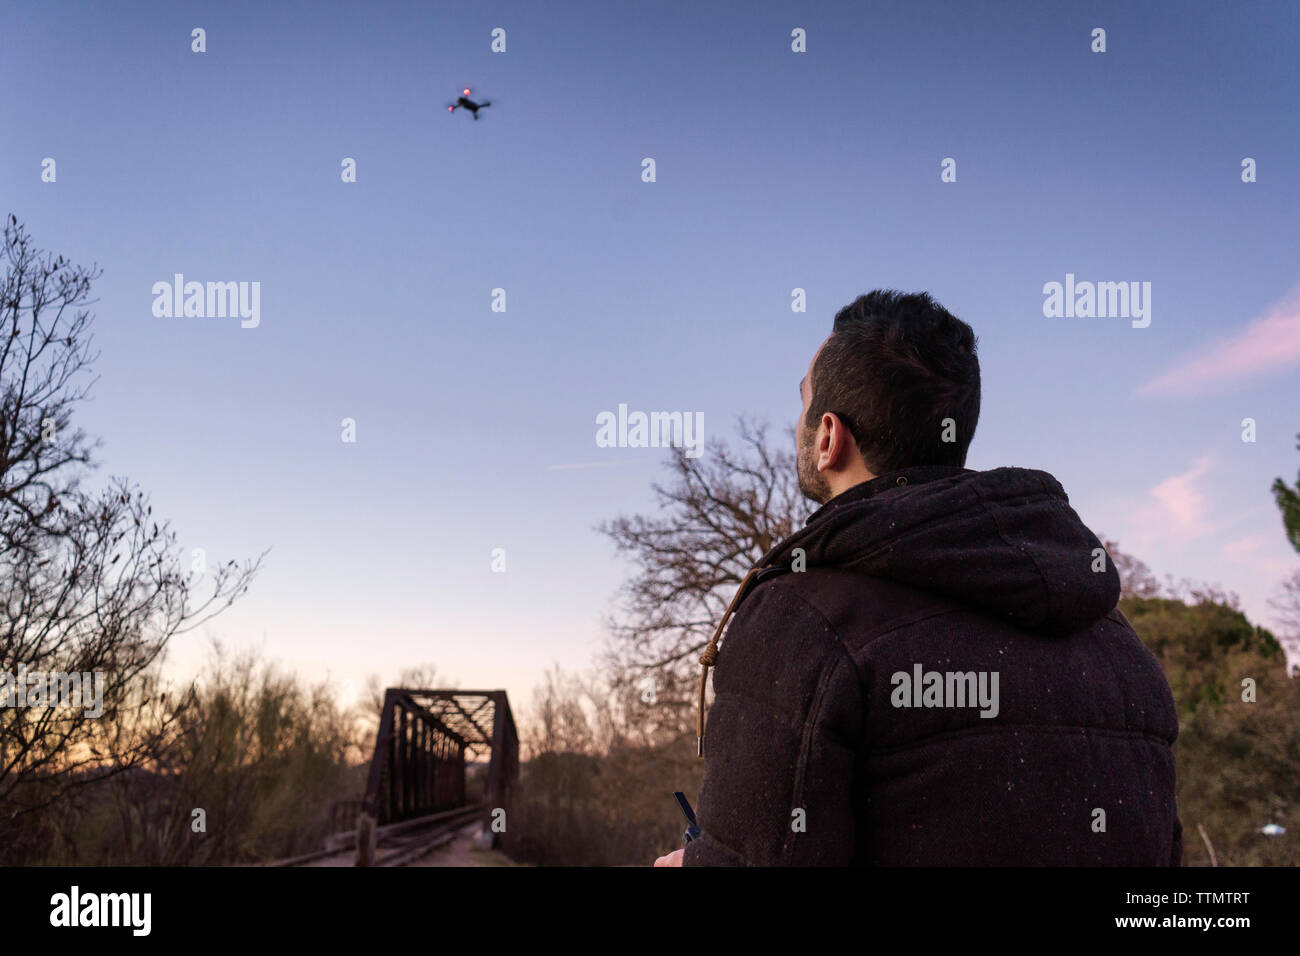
[673,791,702,844]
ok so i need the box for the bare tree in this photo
[0,215,262,846]
[359,662,458,727]
[597,416,813,737]
[1101,536,1243,610]
[1267,571,1300,674]
[1100,538,1162,599]
[522,665,598,760]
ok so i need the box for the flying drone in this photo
[447,87,492,120]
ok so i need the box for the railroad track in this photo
[268,803,487,868]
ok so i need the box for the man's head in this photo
[797,290,981,504]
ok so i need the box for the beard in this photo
[797,422,833,504]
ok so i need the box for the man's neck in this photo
[826,469,876,500]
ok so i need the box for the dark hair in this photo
[806,290,980,474]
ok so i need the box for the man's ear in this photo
[815,415,835,469]
[827,414,856,469]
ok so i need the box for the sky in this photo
[2,0,1298,720]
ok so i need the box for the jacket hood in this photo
[754,464,1120,634]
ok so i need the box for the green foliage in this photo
[1122,597,1282,715]
[1123,596,1298,866]
[1272,433,1300,555]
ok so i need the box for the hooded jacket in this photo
[682,464,1182,866]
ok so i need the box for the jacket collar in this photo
[806,464,974,526]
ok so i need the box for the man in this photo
[655,290,1181,866]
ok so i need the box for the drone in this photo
[447,87,492,120]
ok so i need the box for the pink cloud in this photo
[1136,286,1300,396]
[1148,456,1215,538]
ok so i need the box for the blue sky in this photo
[3,0,1298,713]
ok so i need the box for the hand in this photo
[653,848,684,867]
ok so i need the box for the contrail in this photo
[545,460,636,471]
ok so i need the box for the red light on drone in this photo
[447,105,454,111]
[463,88,471,95]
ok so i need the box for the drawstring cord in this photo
[697,566,764,757]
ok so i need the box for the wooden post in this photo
[355,812,377,867]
